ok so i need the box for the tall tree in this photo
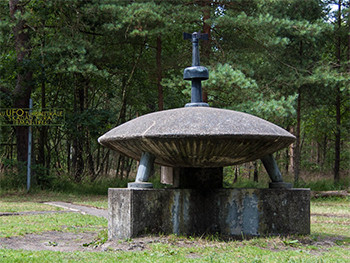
[9,0,33,170]
[0,0,348,188]
[334,0,342,183]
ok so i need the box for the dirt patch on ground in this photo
[0,232,208,252]
[1,231,348,253]
[311,213,350,218]
[0,231,99,252]
[311,190,349,198]
[0,231,234,252]
[0,211,74,217]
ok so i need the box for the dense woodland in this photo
[0,0,349,190]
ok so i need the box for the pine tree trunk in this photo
[334,0,342,183]
[104,150,110,176]
[67,141,71,173]
[10,0,32,169]
[322,135,327,169]
[37,32,48,184]
[118,78,127,125]
[234,166,238,183]
[156,35,163,111]
[294,87,301,183]
[116,154,121,178]
[348,2,350,73]
[316,141,321,165]
[87,136,96,181]
[126,159,133,180]
[38,73,47,180]
[120,155,125,179]
[202,0,211,102]
[289,127,294,172]
[335,87,341,183]
[253,161,258,182]
[285,147,289,174]
[72,84,84,182]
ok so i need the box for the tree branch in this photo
[212,26,310,75]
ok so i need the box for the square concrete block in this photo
[108,188,310,239]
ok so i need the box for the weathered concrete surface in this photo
[98,107,295,167]
[108,188,310,239]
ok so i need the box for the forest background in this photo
[0,0,349,192]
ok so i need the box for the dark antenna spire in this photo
[183,32,209,107]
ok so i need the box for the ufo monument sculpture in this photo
[99,32,310,239]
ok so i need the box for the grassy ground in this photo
[0,201,63,213]
[0,191,349,262]
[311,197,350,239]
[0,213,106,238]
[0,190,107,205]
[1,242,349,262]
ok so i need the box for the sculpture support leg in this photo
[185,79,209,107]
[128,152,155,189]
[261,154,292,189]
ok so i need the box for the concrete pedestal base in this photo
[108,188,310,240]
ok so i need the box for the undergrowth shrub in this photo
[0,159,26,190]
[294,177,350,191]
[49,176,130,195]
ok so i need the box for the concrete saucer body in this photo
[98,107,295,167]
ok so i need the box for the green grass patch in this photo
[0,191,349,262]
[335,237,350,246]
[0,201,63,213]
[311,221,350,237]
[311,197,350,215]
[311,197,350,237]
[0,190,107,207]
[0,213,107,238]
[74,200,108,210]
[0,243,349,262]
[312,215,350,224]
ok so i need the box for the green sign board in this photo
[0,108,65,126]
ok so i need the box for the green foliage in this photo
[49,177,129,195]
[223,165,269,189]
[206,63,259,108]
[0,0,349,189]
[0,159,26,190]
[294,177,350,191]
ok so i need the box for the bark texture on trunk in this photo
[293,88,301,183]
[334,0,342,183]
[156,35,163,111]
[10,0,33,165]
[202,0,211,103]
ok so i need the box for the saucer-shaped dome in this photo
[98,107,295,167]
